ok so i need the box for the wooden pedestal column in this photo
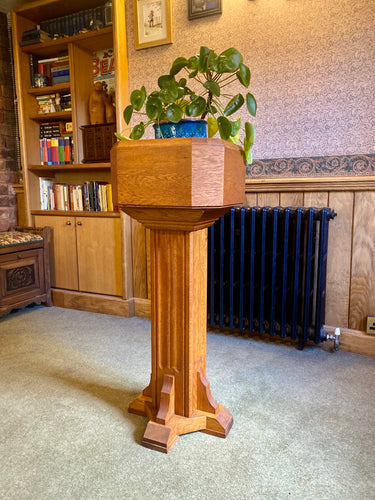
[112,138,245,452]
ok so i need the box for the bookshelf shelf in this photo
[28,83,71,95]
[30,111,72,122]
[20,26,113,58]
[31,210,120,218]
[28,163,111,171]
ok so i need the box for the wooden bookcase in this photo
[11,0,133,316]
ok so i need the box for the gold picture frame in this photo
[134,0,173,50]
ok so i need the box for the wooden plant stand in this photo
[112,138,245,452]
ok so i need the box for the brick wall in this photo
[0,12,17,230]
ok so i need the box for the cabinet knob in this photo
[66,221,72,226]
[77,221,82,226]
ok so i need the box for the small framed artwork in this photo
[134,0,173,50]
[188,0,222,20]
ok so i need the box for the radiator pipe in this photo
[324,327,340,351]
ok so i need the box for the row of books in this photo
[39,5,112,39]
[40,136,73,165]
[40,121,72,139]
[30,54,70,88]
[39,178,114,212]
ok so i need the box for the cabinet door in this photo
[34,215,78,290]
[75,217,123,296]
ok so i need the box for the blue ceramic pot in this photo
[153,119,207,139]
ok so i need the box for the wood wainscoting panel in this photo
[279,192,303,207]
[303,192,329,207]
[325,192,354,327]
[245,192,257,206]
[257,192,279,206]
[350,192,375,331]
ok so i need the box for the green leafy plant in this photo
[116,46,257,162]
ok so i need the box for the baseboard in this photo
[324,325,375,356]
[52,289,134,317]
[134,297,151,318]
[52,291,374,356]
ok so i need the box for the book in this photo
[52,74,70,85]
[29,54,38,88]
[20,27,50,46]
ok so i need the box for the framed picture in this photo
[188,0,222,20]
[134,0,173,50]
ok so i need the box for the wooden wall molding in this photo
[246,175,375,193]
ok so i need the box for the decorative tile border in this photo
[247,154,375,178]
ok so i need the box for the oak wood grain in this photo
[131,219,148,299]
[257,192,280,206]
[325,192,353,327]
[303,192,329,207]
[350,192,375,330]
[279,192,303,207]
[111,138,245,208]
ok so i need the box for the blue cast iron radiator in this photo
[207,206,336,349]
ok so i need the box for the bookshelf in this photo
[11,0,132,316]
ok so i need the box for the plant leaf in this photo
[245,121,255,145]
[170,57,189,76]
[228,133,240,145]
[130,122,145,140]
[159,85,179,103]
[246,93,257,117]
[187,55,199,70]
[207,116,218,137]
[207,105,218,115]
[130,86,146,111]
[236,63,250,87]
[217,48,243,73]
[114,132,130,140]
[203,80,220,97]
[166,104,183,123]
[123,104,133,125]
[217,116,232,140]
[158,74,174,89]
[198,46,211,73]
[186,96,206,117]
[224,93,244,116]
[145,96,163,120]
[231,118,241,136]
[244,143,253,164]
[207,50,219,72]
[175,98,190,114]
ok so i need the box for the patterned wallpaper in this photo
[124,0,374,175]
[248,153,375,178]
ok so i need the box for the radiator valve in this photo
[325,327,340,351]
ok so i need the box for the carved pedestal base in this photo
[129,372,233,453]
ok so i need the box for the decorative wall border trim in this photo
[247,154,375,178]
[245,175,375,193]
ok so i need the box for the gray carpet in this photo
[0,305,374,500]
